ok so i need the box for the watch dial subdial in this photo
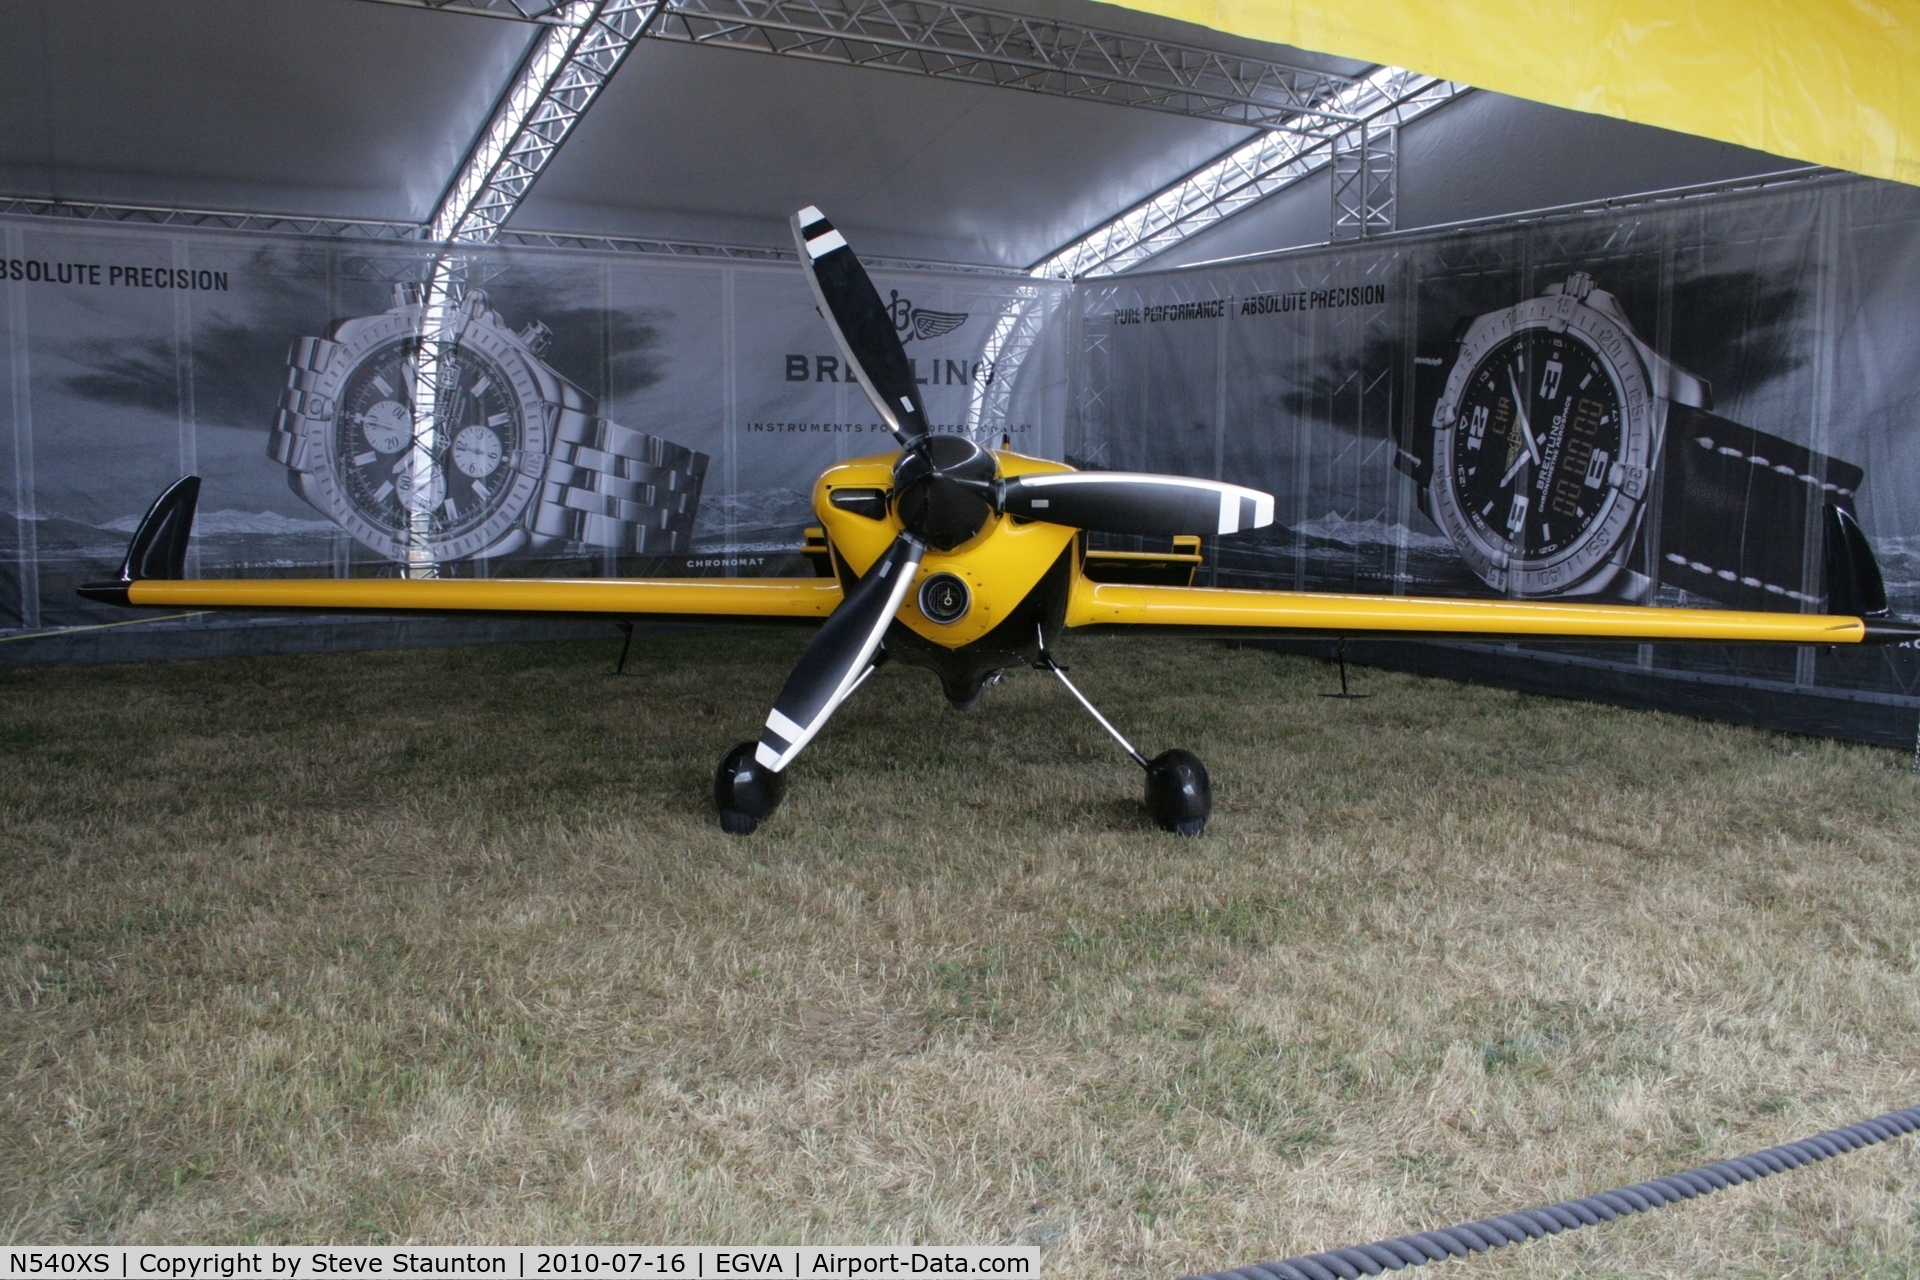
[331,336,524,549]
[1449,328,1625,561]
[393,453,447,513]
[357,399,412,454]
[453,425,504,479]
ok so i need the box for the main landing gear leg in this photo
[1034,631,1210,836]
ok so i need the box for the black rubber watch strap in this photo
[1658,405,1863,612]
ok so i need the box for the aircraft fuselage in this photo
[813,447,1077,705]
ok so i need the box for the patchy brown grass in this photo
[2,631,1919,1275]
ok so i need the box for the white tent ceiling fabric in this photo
[0,0,1327,267]
[0,0,537,224]
[0,0,1801,270]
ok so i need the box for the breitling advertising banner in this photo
[0,223,1069,641]
[1076,173,1920,739]
[7,176,1920,742]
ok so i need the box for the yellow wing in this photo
[1064,500,1920,645]
[108,575,841,622]
[81,477,839,623]
[1065,577,1897,645]
[81,476,1920,646]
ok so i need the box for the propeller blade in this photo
[754,532,925,772]
[792,206,928,445]
[1001,472,1275,537]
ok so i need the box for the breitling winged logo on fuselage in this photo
[887,290,967,342]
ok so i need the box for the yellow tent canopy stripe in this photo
[1105,0,1920,187]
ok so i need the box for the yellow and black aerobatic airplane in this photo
[84,208,1920,836]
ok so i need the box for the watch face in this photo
[283,298,568,563]
[1428,290,1655,596]
[333,337,522,546]
[1449,329,1623,561]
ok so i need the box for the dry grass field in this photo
[3,630,1919,1276]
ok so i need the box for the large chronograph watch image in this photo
[1397,272,1865,611]
[267,284,708,565]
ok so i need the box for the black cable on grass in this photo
[1182,1105,1920,1280]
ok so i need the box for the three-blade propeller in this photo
[751,208,1275,781]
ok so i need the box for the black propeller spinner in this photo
[892,434,997,551]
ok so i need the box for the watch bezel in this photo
[289,304,554,563]
[1428,291,1656,597]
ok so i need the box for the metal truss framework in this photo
[496,228,1028,273]
[5,13,1442,456]
[431,0,664,245]
[259,0,1405,265]
[363,0,1374,135]
[0,197,425,241]
[355,0,572,20]
[339,0,1397,259]
[497,229,787,259]
[1330,119,1396,240]
[962,284,1053,441]
[648,0,1363,131]
[0,197,1027,277]
[412,0,666,573]
[942,73,1452,442]
[1032,68,1464,279]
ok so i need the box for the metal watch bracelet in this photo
[271,332,706,558]
[266,334,338,474]
[534,413,708,554]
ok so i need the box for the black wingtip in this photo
[81,476,199,606]
[1862,617,1920,644]
[75,581,132,605]
[1825,502,1887,618]
[1821,503,1920,643]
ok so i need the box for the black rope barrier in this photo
[1182,1104,1920,1280]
